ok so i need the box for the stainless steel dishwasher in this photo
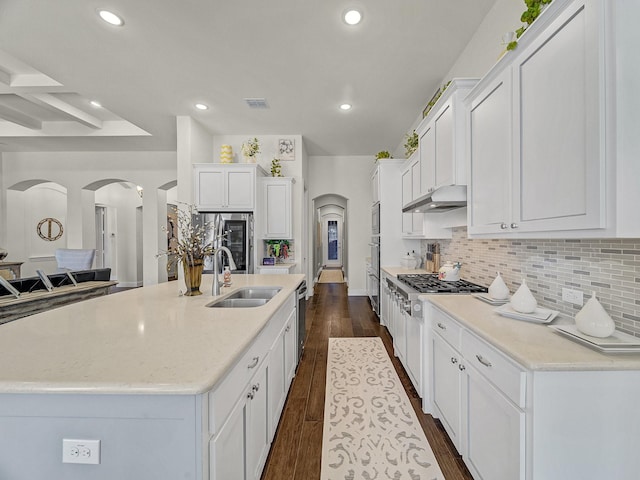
[297,280,307,363]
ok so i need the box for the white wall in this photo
[308,155,373,295]
[1,151,176,283]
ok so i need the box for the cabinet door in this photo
[196,168,226,209]
[434,101,454,188]
[401,167,412,207]
[283,309,297,387]
[463,364,525,480]
[432,333,462,450]
[411,159,421,201]
[394,308,408,362]
[246,365,269,480]
[380,282,389,327]
[467,70,512,235]
[405,313,423,396]
[267,333,286,441]
[263,180,292,239]
[211,395,246,480]
[419,125,436,195]
[371,168,379,204]
[227,170,255,209]
[512,0,604,232]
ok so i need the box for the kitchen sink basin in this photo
[205,287,282,308]
[206,298,268,308]
[226,287,281,300]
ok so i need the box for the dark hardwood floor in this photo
[261,282,473,480]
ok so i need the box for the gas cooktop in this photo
[397,274,488,294]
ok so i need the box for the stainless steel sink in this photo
[226,287,281,300]
[205,287,282,308]
[206,298,268,308]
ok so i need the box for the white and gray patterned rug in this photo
[321,337,445,480]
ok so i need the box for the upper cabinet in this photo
[401,153,424,236]
[193,164,266,212]
[467,0,640,238]
[417,79,478,195]
[261,177,294,239]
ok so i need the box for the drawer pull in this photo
[437,322,446,330]
[247,391,254,400]
[252,383,260,392]
[458,364,466,371]
[476,354,492,368]
[450,357,458,364]
[247,356,259,369]
[500,223,508,230]
[510,223,519,229]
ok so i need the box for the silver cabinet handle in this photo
[458,364,466,371]
[500,223,508,229]
[247,391,254,400]
[476,354,492,368]
[437,322,446,330]
[247,356,259,369]
[252,383,260,392]
[451,357,458,364]
[510,223,519,229]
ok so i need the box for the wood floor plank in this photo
[261,282,473,480]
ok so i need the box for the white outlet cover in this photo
[62,439,100,464]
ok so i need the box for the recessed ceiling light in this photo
[195,103,209,111]
[339,103,352,111]
[90,100,102,108]
[343,9,362,25]
[98,10,124,26]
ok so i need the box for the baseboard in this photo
[115,281,143,288]
[348,289,367,296]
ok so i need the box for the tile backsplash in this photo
[422,228,640,337]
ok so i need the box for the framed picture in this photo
[278,138,295,161]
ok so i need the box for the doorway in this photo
[323,214,342,268]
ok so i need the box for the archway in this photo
[312,194,348,285]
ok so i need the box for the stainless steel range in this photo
[386,273,487,319]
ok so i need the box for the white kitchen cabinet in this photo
[416,78,478,194]
[371,167,379,204]
[379,274,389,327]
[405,310,423,397]
[467,0,640,238]
[432,332,463,450]
[428,304,526,480]
[261,177,293,239]
[194,164,266,211]
[401,154,424,237]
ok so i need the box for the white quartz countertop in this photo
[424,295,640,371]
[0,274,305,395]
[258,263,296,270]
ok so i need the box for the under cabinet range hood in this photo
[402,185,467,213]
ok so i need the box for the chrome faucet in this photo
[212,246,237,296]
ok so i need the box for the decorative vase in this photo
[488,272,510,300]
[575,292,615,338]
[0,247,7,261]
[220,144,233,164]
[510,278,537,314]
[244,154,256,164]
[182,258,204,296]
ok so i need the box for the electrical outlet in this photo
[62,439,100,464]
[562,288,584,306]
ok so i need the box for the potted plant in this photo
[241,137,260,163]
[404,131,419,158]
[375,150,392,162]
[270,158,283,177]
[157,203,220,296]
[507,0,554,51]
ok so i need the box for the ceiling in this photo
[0,0,497,156]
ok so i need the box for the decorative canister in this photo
[220,144,233,164]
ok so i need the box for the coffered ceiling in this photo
[0,0,497,155]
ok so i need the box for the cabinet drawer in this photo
[461,330,526,408]
[431,307,462,350]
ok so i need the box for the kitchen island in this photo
[0,274,304,480]
[422,295,640,480]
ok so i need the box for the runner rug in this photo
[319,269,344,283]
[321,337,445,480]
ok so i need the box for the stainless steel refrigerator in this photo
[194,212,254,274]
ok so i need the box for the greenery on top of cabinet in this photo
[507,0,554,51]
[404,131,418,158]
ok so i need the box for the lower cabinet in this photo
[429,305,525,480]
[405,312,423,396]
[209,292,297,480]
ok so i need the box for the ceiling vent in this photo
[244,98,269,109]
